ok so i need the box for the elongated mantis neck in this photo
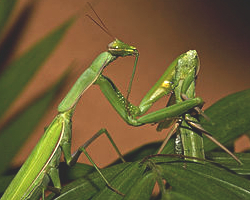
[58,39,138,114]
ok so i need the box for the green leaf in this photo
[55,155,250,200]
[158,159,250,199]
[0,0,17,37]
[163,191,193,200]
[91,162,146,200]
[46,163,131,200]
[123,173,156,200]
[0,1,37,68]
[206,152,250,176]
[116,142,250,176]
[58,162,95,182]
[201,89,250,152]
[0,73,69,175]
[44,144,250,200]
[0,17,74,119]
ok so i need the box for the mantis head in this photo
[108,39,139,103]
[176,50,200,79]
[186,50,200,77]
[108,39,139,58]
[85,4,138,58]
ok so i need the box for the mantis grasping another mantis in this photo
[1,5,241,200]
[1,48,203,200]
[155,50,241,164]
[0,7,202,199]
[96,50,241,164]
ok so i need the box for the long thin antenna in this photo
[86,2,115,39]
[85,15,114,39]
[87,2,110,34]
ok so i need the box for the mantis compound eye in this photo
[108,39,138,57]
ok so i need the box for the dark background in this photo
[7,0,250,167]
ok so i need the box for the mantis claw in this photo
[181,93,211,121]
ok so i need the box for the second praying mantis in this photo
[1,5,241,200]
[155,51,241,164]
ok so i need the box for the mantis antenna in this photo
[86,2,114,39]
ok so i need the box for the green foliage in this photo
[0,0,17,37]
[0,1,249,199]
[202,89,250,151]
[46,88,250,200]
[0,0,74,194]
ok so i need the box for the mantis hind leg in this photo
[82,128,125,163]
[62,128,125,196]
[157,119,181,154]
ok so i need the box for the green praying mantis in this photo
[1,4,241,200]
[99,49,241,164]
[155,50,206,160]
[1,34,139,200]
[155,50,241,164]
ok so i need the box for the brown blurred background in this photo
[6,0,250,167]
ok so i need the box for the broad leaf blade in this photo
[0,17,74,119]
[91,162,144,200]
[46,163,131,200]
[0,0,17,37]
[0,1,36,68]
[58,162,95,182]
[201,89,250,151]
[206,152,250,175]
[0,73,69,175]
[123,173,156,200]
[160,160,250,199]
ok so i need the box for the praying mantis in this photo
[155,50,241,163]
[97,49,241,164]
[1,37,140,199]
[1,44,202,200]
[1,4,241,200]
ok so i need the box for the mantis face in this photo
[169,50,200,92]
[108,39,139,57]
[176,50,200,79]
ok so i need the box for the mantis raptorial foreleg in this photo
[94,50,203,127]
[154,52,242,164]
[4,4,194,198]
[95,50,241,164]
[1,5,241,199]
